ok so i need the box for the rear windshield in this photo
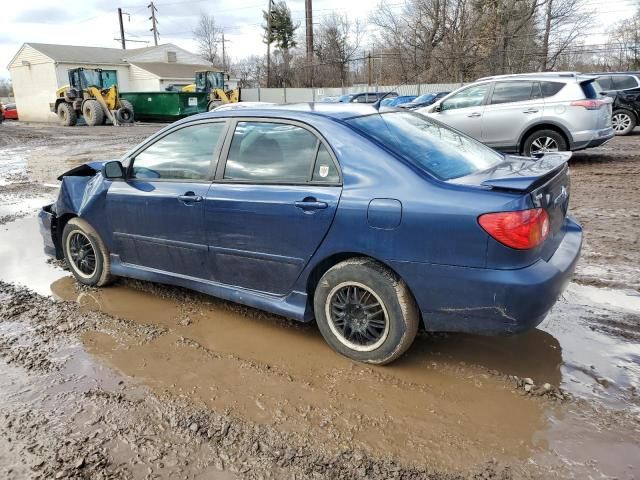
[580,80,599,99]
[346,111,503,180]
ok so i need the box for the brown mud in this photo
[0,121,639,479]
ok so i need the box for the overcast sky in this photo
[1,0,636,80]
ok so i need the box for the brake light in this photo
[570,99,607,110]
[478,209,550,250]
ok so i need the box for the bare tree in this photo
[539,0,592,71]
[231,55,265,88]
[193,12,220,66]
[314,13,364,86]
[0,79,13,98]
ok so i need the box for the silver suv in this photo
[419,73,614,156]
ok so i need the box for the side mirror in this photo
[434,104,443,113]
[104,160,125,179]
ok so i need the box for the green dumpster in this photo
[119,91,209,122]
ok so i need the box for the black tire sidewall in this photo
[313,259,416,364]
[62,221,105,286]
[523,129,567,157]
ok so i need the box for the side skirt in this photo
[109,255,313,322]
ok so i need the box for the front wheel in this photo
[313,258,419,364]
[612,109,636,136]
[62,218,113,287]
[522,129,568,157]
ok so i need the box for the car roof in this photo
[182,102,383,123]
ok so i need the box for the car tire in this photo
[117,100,135,124]
[313,258,419,365]
[57,102,77,127]
[612,109,636,136]
[522,129,568,157]
[82,99,105,127]
[62,217,113,287]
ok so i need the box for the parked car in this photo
[380,95,417,107]
[319,96,340,103]
[338,92,398,103]
[419,73,614,157]
[400,92,450,109]
[2,103,18,120]
[591,72,640,135]
[39,104,581,364]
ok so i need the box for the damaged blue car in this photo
[39,104,582,364]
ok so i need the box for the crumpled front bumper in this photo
[38,204,60,259]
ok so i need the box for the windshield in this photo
[346,111,503,180]
[79,70,103,89]
[413,93,435,103]
[206,71,225,89]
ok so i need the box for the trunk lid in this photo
[452,153,571,258]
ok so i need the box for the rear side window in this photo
[540,81,565,97]
[490,81,536,104]
[224,122,322,183]
[612,75,638,90]
[132,122,225,180]
[594,76,612,91]
[312,144,339,183]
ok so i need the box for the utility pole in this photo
[118,8,126,49]
[305,0,313,87]
[221,32,227,72]
[148,2,159,46]
[266,0,272,88]
[367,51,372,86]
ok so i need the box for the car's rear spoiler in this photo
[451,152,571,192]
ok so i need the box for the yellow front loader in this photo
[51,68,134,126]
[182,70,241,111]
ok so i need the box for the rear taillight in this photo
[478,208,550,250]
[570,99,607,110]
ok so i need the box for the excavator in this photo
[182,70,240,111]
[51,68,134,127]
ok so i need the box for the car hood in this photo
[56,160,110,180]
[450,152,571,192]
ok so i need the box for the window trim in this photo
[214,117,343,186]
[124,118,231,183]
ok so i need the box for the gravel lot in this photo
[0,121,639,479]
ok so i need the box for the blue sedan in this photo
[39,104,582,364]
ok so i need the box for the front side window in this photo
[441,83,490,111]
[224,122,322,183]
[347,111,503,181]
[490,81,536,104]
[131,122,225,180]
[612,75,638,90]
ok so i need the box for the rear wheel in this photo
[612,109,636,136]
[57,102,77,127]
[82,99,105,127]
[522,129,568,157]
[62,218,113,287]
[313,258,419,364]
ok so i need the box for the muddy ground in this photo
[0,121,639,480]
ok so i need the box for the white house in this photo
[7,43,212,122]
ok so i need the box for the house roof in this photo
[23,43,159,64]
[131,62,218,79]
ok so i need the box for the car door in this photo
[106,120,227,279]
[431,83,491,140]
[204,119,342,295]
[481,80,544,149]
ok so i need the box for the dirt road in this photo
[0,121,639,479]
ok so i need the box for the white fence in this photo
[241,83,464,103]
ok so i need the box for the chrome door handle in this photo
[523,108,539,114]
[467,112,481,117]
[178,193,203,203]
[295,200,328,210]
